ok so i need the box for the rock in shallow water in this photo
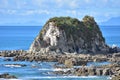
[64,58,87,68]
[0,73,17,79]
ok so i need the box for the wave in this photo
[1,79,22,80]
[38,68,53,71]
[4,64,22,68]
[38,68,71,72]
[21,76,105,79]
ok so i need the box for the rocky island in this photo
[0,16,120,80]
[29,16,108,54]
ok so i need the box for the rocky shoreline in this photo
[0,50,120,79]
[0,16,119,79]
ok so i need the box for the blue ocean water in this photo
[100,25,120,47]
[0,26,115,79]
[0,57,110,80]
[0,26,41,50]
[0,25,119,50]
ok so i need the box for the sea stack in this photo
[29,16,108,54]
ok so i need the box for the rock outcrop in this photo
[0,73,17,79]
[29,16,108,54]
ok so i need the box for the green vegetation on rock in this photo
[29,15,107,53]
[39,15,105,46]
[41,16,84,40]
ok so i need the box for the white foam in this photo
[38,68,53,71]
[73,66,82,68]
[4,64,22,68]
[53,68,71,71]
[38,68,71,72]
[107,76,112,79]
[22,76,99,79]
[0,79,21,80]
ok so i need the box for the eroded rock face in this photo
[29,16,108,54]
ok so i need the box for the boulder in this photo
[75,67,89,76]
[112,67,120,80]
[88,67,96,76]
[64,59,75,68]
[93,58,107,62]
[96,68,103,75]
[103,68,113,75]
[112,74,120,80]
[75,60,87,66]
[113,53,120,57]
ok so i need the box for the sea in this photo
[0,25,119,80]
[0,25,119,50]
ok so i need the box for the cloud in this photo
[103,0,108,3]
[0,9,50,16]
[21,10,34,15]
[31,0,79,9]
[0,0,8,8]
[66,10,77,16]
[0,9,16,15]
[55,0,79,9]
[69,0,79,8]
[7,10,16,14]
[19,10,50,16]
[84,0,108,4]
[0,0,120,25]
[84,0,91,3]
[15,0,27,9]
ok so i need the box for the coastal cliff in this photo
[29,16,108,54]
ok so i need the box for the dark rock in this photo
[113,53,120,57]
[93,58,107,62]
[112,74,120,80]
[111,67,120,80]
[96,68,103,76]
[0,73,17,79]
[88,67,96,76]
[64,70,72,75]
[4,58,12,61]
[109,47,118,53]
[53,71,64,75]
[103,68,113,75]
[76,60,87,66]
[75,67,89,76]
[0,50,27,57]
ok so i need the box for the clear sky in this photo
[0,0,120,26]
